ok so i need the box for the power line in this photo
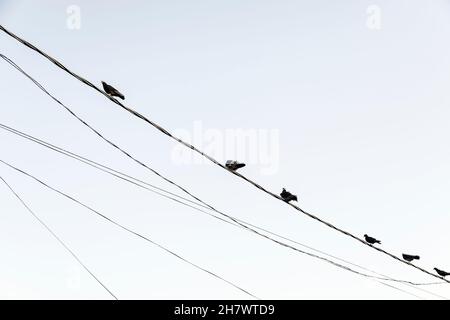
[0,160,440,301]
[0,159,258,299]
[0,26,447,285]
[1,159,426,304]
[0,57,447,292]
[0,53,211,212]
[1,125,446,297]
[0,123,214,213]
[0,175,118,300]
[0,160,390,287]
[0,122,253,233]
[376,281,424,300]
[0,55,423,287]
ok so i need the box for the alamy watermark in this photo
[366,5,382,30]
[66,5,81,30]
[171,121,280,175]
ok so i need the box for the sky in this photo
[1,0,450,300]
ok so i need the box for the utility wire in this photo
[0,172,426,301]
[0,55,446,292]
[0,25,446,285]
[0,152,438,301]
[0,53,210,212]
[376,281,424,300]
[0,160,438,300]
[0,130,444,299]
[0,123,213,212]
[0,123,447,297]
[0,175,118,300]
[0,55,420,286]
[0,159,257,299]
[0,27,447,285]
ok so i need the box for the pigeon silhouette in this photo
[434,268,450,277]
[102,81,125,100]
[225,160,246,171]
[402,254,420,262]
[280,188,298,203]
[364,234,381,245]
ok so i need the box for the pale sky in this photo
[1,0,450,300]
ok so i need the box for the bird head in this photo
[364,234,368,237]
[434,268,438,271]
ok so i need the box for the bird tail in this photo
[376,240,381,244]
[118,93,125,100]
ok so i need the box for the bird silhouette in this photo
[364,234,381,245]
[225,160,246,171]
[402,254,420,262]
[102,81,125,100]
[434,268,450,277]
[280,188,298,203]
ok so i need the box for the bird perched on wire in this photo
[402,254,420,262]
[280,188,298,203]
[364,234,381,245]
[102,81,125,100]
[225,160,246,171]
[434,268,450,278]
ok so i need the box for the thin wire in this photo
[0,123,211,212]
[0,161,437,302]
[0,128,446,298]
[0,159,257,299]
[0,171,426,301]
[0,122,245,223]
[0,175,118,300]
[0,130,443,297]
[0,62,446,292]
[0,55,418,285]
[0,53,210,213]
[0,25,446,284]
[376,281,424,300]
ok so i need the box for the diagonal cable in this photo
[0,25,448,284]
[0,175,118,300]
[0,160,257,299]
[0,148,444,294]
[1,122,447,297]
[0,54,447,290]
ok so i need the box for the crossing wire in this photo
[0,175,118,300]
[0,122,447,297]
[0,53,211,212]
[0,159,440,301]
[0,159,258,299]
[0,25,448,284]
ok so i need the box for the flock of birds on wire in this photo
[102,81,450,279]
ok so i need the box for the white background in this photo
[1,0,450,299]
